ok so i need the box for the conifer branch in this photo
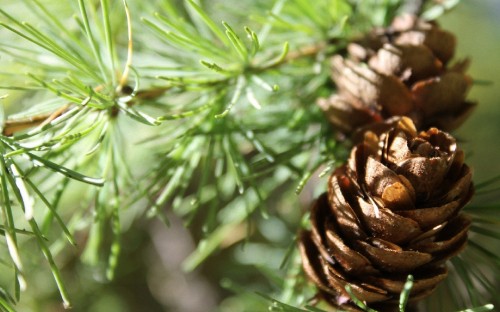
[0,1,497,311]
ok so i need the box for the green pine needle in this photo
[399,275,414,312]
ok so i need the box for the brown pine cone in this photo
[318,14,476,134]
[299,117,474,311]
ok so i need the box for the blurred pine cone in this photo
[318,14,476,134]
[299,117,474,311]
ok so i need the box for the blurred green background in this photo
[440,0,500,184]
[1,1,499,312]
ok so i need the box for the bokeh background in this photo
[440,0,500,184]
[1,1,499,311]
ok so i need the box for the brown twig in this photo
[2,42,328,136]
[2,86,171,136]
[2,105,69,136]
[284,42,327,63]
[258,42,328,71]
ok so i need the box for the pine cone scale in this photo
[356,197,423,244]
[365,266,447,294]
[354,240,432,273]
[325,228,377,274]
[395,199,461,229]
[331,56,416,117]
[328,174,368,240]
[412,72,471,116]
[363,157,421,211]
[443,166,473,202]
[412,214,471,254]
[317,95,377,133]
[381,180,415,210]
[298,231,335,292]
[369,43,444,83]
[339,279,389,304]
[395,156,450,197]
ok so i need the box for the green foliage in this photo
[0,0,498,311]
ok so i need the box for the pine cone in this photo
[318,14,476,134]
[299,117,473,311]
